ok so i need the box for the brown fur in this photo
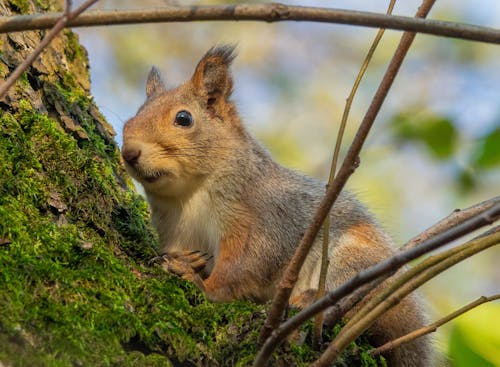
[121,45,432,366]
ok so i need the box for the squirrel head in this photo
[122,45,245,198]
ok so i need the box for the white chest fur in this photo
[149,189,222,259]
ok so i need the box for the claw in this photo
[148,253,171,266]
[190,257,208,272]
[164,257,195,277]
[150,250,208,294]
[185,251,209,262]
[152,249,212,275]
[169,250,202,259]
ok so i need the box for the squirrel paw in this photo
[149,250,212,275]
[170,250,212,273]
[153,251,209,293]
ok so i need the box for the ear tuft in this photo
[191,44,237,105]
[146,66,166,98]
[204,44,237,66]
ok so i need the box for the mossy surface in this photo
[0,1,383,366]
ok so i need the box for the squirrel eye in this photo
[174,110,193,127]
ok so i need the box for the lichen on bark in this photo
[0,1,381,366]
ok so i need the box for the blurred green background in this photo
[74,0,500,364]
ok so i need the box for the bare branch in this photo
[314,0,397,348]
[322,281,379,327]
[345,224,499,328]
[253,201,500,366]
[257,0,435,349]
[65,0,72,16]
[369,293,500,357]
[0,5,500,45]
[345,214,500,329]
[315,228,500,366]
[0,0,99,99]
[401,196,500,250]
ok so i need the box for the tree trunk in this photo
[0,1,377,366]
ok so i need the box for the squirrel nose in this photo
[122,147,141,165]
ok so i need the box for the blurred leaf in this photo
[472,126,500,169]
[391,113,458,160]
[448,303,500,367]
[456,167,477,194]
[258,131,308,169]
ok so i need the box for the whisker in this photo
[160,144,235,152]
[155,134,245,143]
[170,146,232,151]
[160,153,207,158]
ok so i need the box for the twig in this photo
[0,0,99,99]
[322,281,378,327]
[257,0,436,349]
[337,223,497,348]
[313,0,397,348]
[401,196,500,250]
[252,200,500,366]
[344,224,500,329]
[65,0,72,16]
[369,293,500,357]
[1,5,500,45]
[320,197,500,328]
[314,228,500,366]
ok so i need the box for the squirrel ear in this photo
[146,66,166,98]
[191,45,236,107]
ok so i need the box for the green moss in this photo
[8,0,30,13]
[16,72,30,90]
[35,0,52,11]
[0,60,7,79]
[64,31,86,63]
[56,72,90,111]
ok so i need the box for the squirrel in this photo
[121,45,431,366]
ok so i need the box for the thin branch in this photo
[314,228,500,366]
[401,196,500,251]
[0,5,500,45]
[314,0,397,347]
[329,0,397,183]
[320,198,500,328]
[252,201,500,367]
[65,0,72,16]
[314,221,330,346]
[322,281,379,327]
[344,224,500,329]
[257,0,435,349]
[369,293,500,357]
[0,0,99,100]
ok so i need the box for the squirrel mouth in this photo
[127,167,169,184]
[124,162,170,184]
[142,171,169,183]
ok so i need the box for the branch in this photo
[401,196,500,250]
[346,222,500,327]
[0,4,500,45]
[252,202,500,366]
[344,223,499,330]
[257,0,435,348]
[369,293,500,357]
[0,0,99,99]
[320,197,500,333]
[342,198,500,328]
[65,0,72,16]
[314,0,397,347]
[314,228,500,366]
[322,280,379,327]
